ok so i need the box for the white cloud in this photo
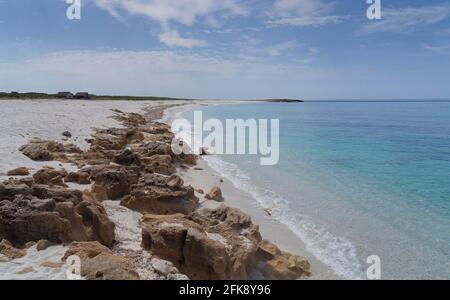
[159,29,207,48]
[267,0,348,27]
[362,4,450,33]
[90,0,247,47]
[422,43,450,54]
[265,41,298,56]
[268,15,348,27]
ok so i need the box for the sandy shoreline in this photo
[0,99,338,279]
[162,101,340,280]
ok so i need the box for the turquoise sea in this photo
[183,101,450,279]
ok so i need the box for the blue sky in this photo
[0,0,450,99]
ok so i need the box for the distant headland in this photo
[0,92,303,103]
[0,91,188,101]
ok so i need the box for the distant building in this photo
[74,92,90,99]
[57,92,74,99]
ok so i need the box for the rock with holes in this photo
[91,171,130,201]
[63,242,139,280]
[121,173,198,215]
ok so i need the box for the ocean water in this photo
[182,101,450,279]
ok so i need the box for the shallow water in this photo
[182,101,450,279]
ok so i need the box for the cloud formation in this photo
[362,3,450,33]
[91,0,247,47]
[267,0,348,27]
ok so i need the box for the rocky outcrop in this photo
[141,154,175,175]
[7,107,312,280]
[64,171,91,185]
[256,240,310,279]
[121,174,198,215]
[91,170,131,201]
[205,186,223,201]
[0,181,115,247]
[19,139,82,162]
[114,148,141,166]
[6,167,30,176]
[141,205,310,280]
[63,242,139,280]
[141,205,261,280]
[19,143,53,161]
[33,167,68,187]
[36,239,57,251]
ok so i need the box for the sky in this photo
[0,0,449,100]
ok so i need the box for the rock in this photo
[256,240,310,279]
[195,189,204,195]
[175,153,198,166]
[91,171,130,201]
[150,258,173,276]
[65,171,91,185]
[33,167,68,187]
[24,241,36,248]
[0,187,115,248]
[62,131,72,138]
[73,201,115,247]
[142,154,175,175]
[0,195,71,246]
[166,174,183,188]
[114,148,141,166]
[142,205,262,280]
[264,208,273,217]
[63,242,139,280]
[0,239,27,260]
[6,167,30,176]
[32,185,83,204]
[205,186,223,201]
[0,180,32,200]
[36,239,57,251]
[121,174,198,215]
[19,144,53,161]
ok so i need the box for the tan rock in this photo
[65,171,91,185]
[142,205,263,280]
[142,154,175,175]
[33,167,68,187]
[7,167,30,176]
[121,174,198,215]
[63,242,139,280]
[0,239,27,260]
[205,186,223,201]
[256,240,310,279]
[91,170,130,201]
[36,239,57,251]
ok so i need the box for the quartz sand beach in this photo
[0,99,324,280]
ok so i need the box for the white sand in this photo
[0,245,68,280]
